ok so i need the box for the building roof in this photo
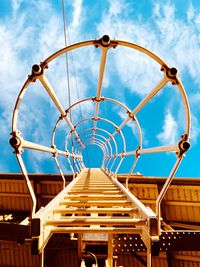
[0,173,200,266]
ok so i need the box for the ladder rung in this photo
[51,226,143,234]
[73,186,117,189]
[60,215,133,219]
[45,218,146,226]
[59,200,132,207]
[65,195,125,200]
[75,183,114,185]
[69,190,121,194]
[53,207,138,215]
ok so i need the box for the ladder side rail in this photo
[31,170,85,253]
[32,170,84,220]
[110,174,157,219]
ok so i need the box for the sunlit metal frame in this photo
[10,35,191,259]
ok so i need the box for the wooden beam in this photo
[169,221,200,230]
[166,201,200,207]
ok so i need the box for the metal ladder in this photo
[31,168,159,267]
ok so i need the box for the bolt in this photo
[102,35,110,46]
[32,64,42,75]
[9,136,21,148]
[179,141,190,151]
[167,67,178,78]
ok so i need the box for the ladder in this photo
[31,168,159,267]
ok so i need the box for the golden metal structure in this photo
[10,35,191,267]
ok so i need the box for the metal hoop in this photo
[10,35,191,217]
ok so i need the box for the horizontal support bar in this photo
[51,227,143,234]
[53,207,138,214]
[121,144,178,157]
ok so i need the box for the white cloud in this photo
[1,0,200,174]
[0,1,88,172]
[96,0,200,89]
[187,2,195,21]
[11,0,23,16]
[118,109,148,146]
[95,0,200,145]
[118,110,137,135]
[190,114,200,144]
[71,0,83,30]
[157,110,178,145]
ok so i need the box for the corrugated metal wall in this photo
[1,242,200,266]
[0,179,32,212]
[0,241,38,267]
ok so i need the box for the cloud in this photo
[118,109,148,146]
[11,0,23,16]
[187,93,200,143]
[190,114,200,144]
[71,0,83,30]
[1,0,200,175]
[96,0,200,89]
[0,1,88,172]
[95,0,200,145]
[157,110,178,145]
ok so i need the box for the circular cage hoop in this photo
[11,35,191,180]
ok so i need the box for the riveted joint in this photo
[9,131,23,154]
[93,35,118,49]
[121,151,126,158]
[30,64,44,82]
[70,129,75,134]
[92,96,105,102]
[40,61,48,70]
[59,114,64,120]
[101,35,110,46]
[136,146,141,158]
[75,135,80,141]
[65,108,70,115]
[65,152,70,158]
[177,134,190,157]
[127,111,135,121]
[161,65,179,85]
[92,117,99,121]
[52,145,57,157]
[115,127,121,133]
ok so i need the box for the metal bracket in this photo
[94,35,118,49]
[9,131,23,154]
[127,111,135,121]
[177,134,190,158]
[29,64,44,82]
[161,65,179,85]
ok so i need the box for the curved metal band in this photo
[65,117,126,154]
[78,127,118,156]
[81,135,111,156]
[84,138,107,156]
[53,96,142,153]
[12,38,190,142]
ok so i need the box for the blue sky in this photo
[0,0,200,178]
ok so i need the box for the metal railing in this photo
[10,36,190,235]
